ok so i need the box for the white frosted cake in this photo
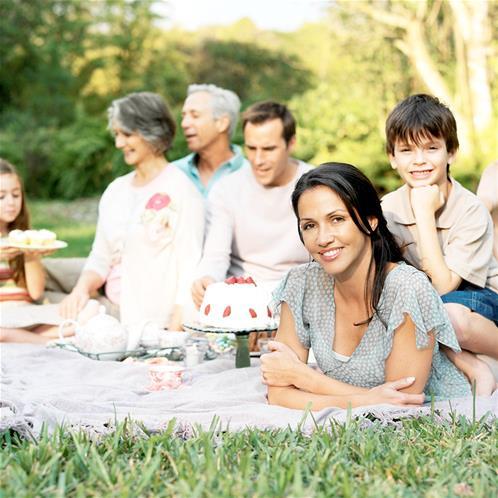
[198,276,276,330]
[8,229,56,246]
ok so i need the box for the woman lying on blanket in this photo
[60,92,204,331]
[261,163,478,410]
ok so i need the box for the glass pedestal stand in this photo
[235,333,250,368]
[183,323,277,369]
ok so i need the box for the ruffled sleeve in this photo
[382,265,461,353]
[272,264,312,349]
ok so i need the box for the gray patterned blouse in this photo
[273,262,471,400]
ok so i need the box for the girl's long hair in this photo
[0,159,30,286]
[291,163,404,324]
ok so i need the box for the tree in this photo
[188,39,313,104]
[336,0,497,173]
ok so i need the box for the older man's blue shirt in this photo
[171,144,248,197]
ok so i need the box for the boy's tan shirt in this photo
[382,178,498,294]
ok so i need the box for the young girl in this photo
[0,159,56,343]
[261,163,472,409]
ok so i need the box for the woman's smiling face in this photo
[297,185,374,280]
[112,122,157,167]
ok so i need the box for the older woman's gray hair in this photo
[187,84,241,137]
[108,92,176,154]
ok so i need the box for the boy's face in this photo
[388,135,455,190]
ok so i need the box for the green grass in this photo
[29,198,97,258]
[1,417,497,497]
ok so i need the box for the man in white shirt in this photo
[192,101,312,307]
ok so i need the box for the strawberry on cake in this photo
[198,276,276,330]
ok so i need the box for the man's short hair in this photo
[385,94,459,155]
[242,101,296,145]
[187,84,241,138]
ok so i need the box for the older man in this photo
[192,101,313,307]
[172,84,249,197]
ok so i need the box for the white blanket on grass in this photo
[0,303,63,328]
[1,344,496,440]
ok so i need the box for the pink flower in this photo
[146,193,171,211]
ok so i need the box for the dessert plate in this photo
[0,239,68,250]
[183,322,277,335]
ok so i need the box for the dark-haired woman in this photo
[261,163,471,409]
[60,92,204,331]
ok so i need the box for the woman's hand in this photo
[59,287,90,319]
[260,340,303,387]
[365,377,425,406]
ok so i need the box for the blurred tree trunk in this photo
[346,0,493,161]
[449,0,492,133]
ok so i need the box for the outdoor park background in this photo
[2,0,496,256]
[1,0,497,198]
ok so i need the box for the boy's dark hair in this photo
[385,94,459,155]
[242,101,296,145]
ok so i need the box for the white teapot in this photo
[58,307,152,359]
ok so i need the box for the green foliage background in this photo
[1,0,497,198]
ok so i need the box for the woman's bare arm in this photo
[263,303,367,394]
[384,314,434,394]
[263,303,425,409]
[268,378,424,410]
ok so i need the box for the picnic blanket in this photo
[1,344,497,440]
[0,303,63,328]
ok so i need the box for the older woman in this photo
[60,92,204,330]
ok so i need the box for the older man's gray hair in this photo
[187,84,241,137]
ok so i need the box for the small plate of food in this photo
[1,229,67,250]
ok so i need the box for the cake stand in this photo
[183,323,277,368]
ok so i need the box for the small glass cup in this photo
[183,337,210,366]
[257,337,271,354]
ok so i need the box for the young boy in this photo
[382,94,498,394]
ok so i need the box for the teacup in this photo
[124,320,169,349]
[147,361,184,390]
